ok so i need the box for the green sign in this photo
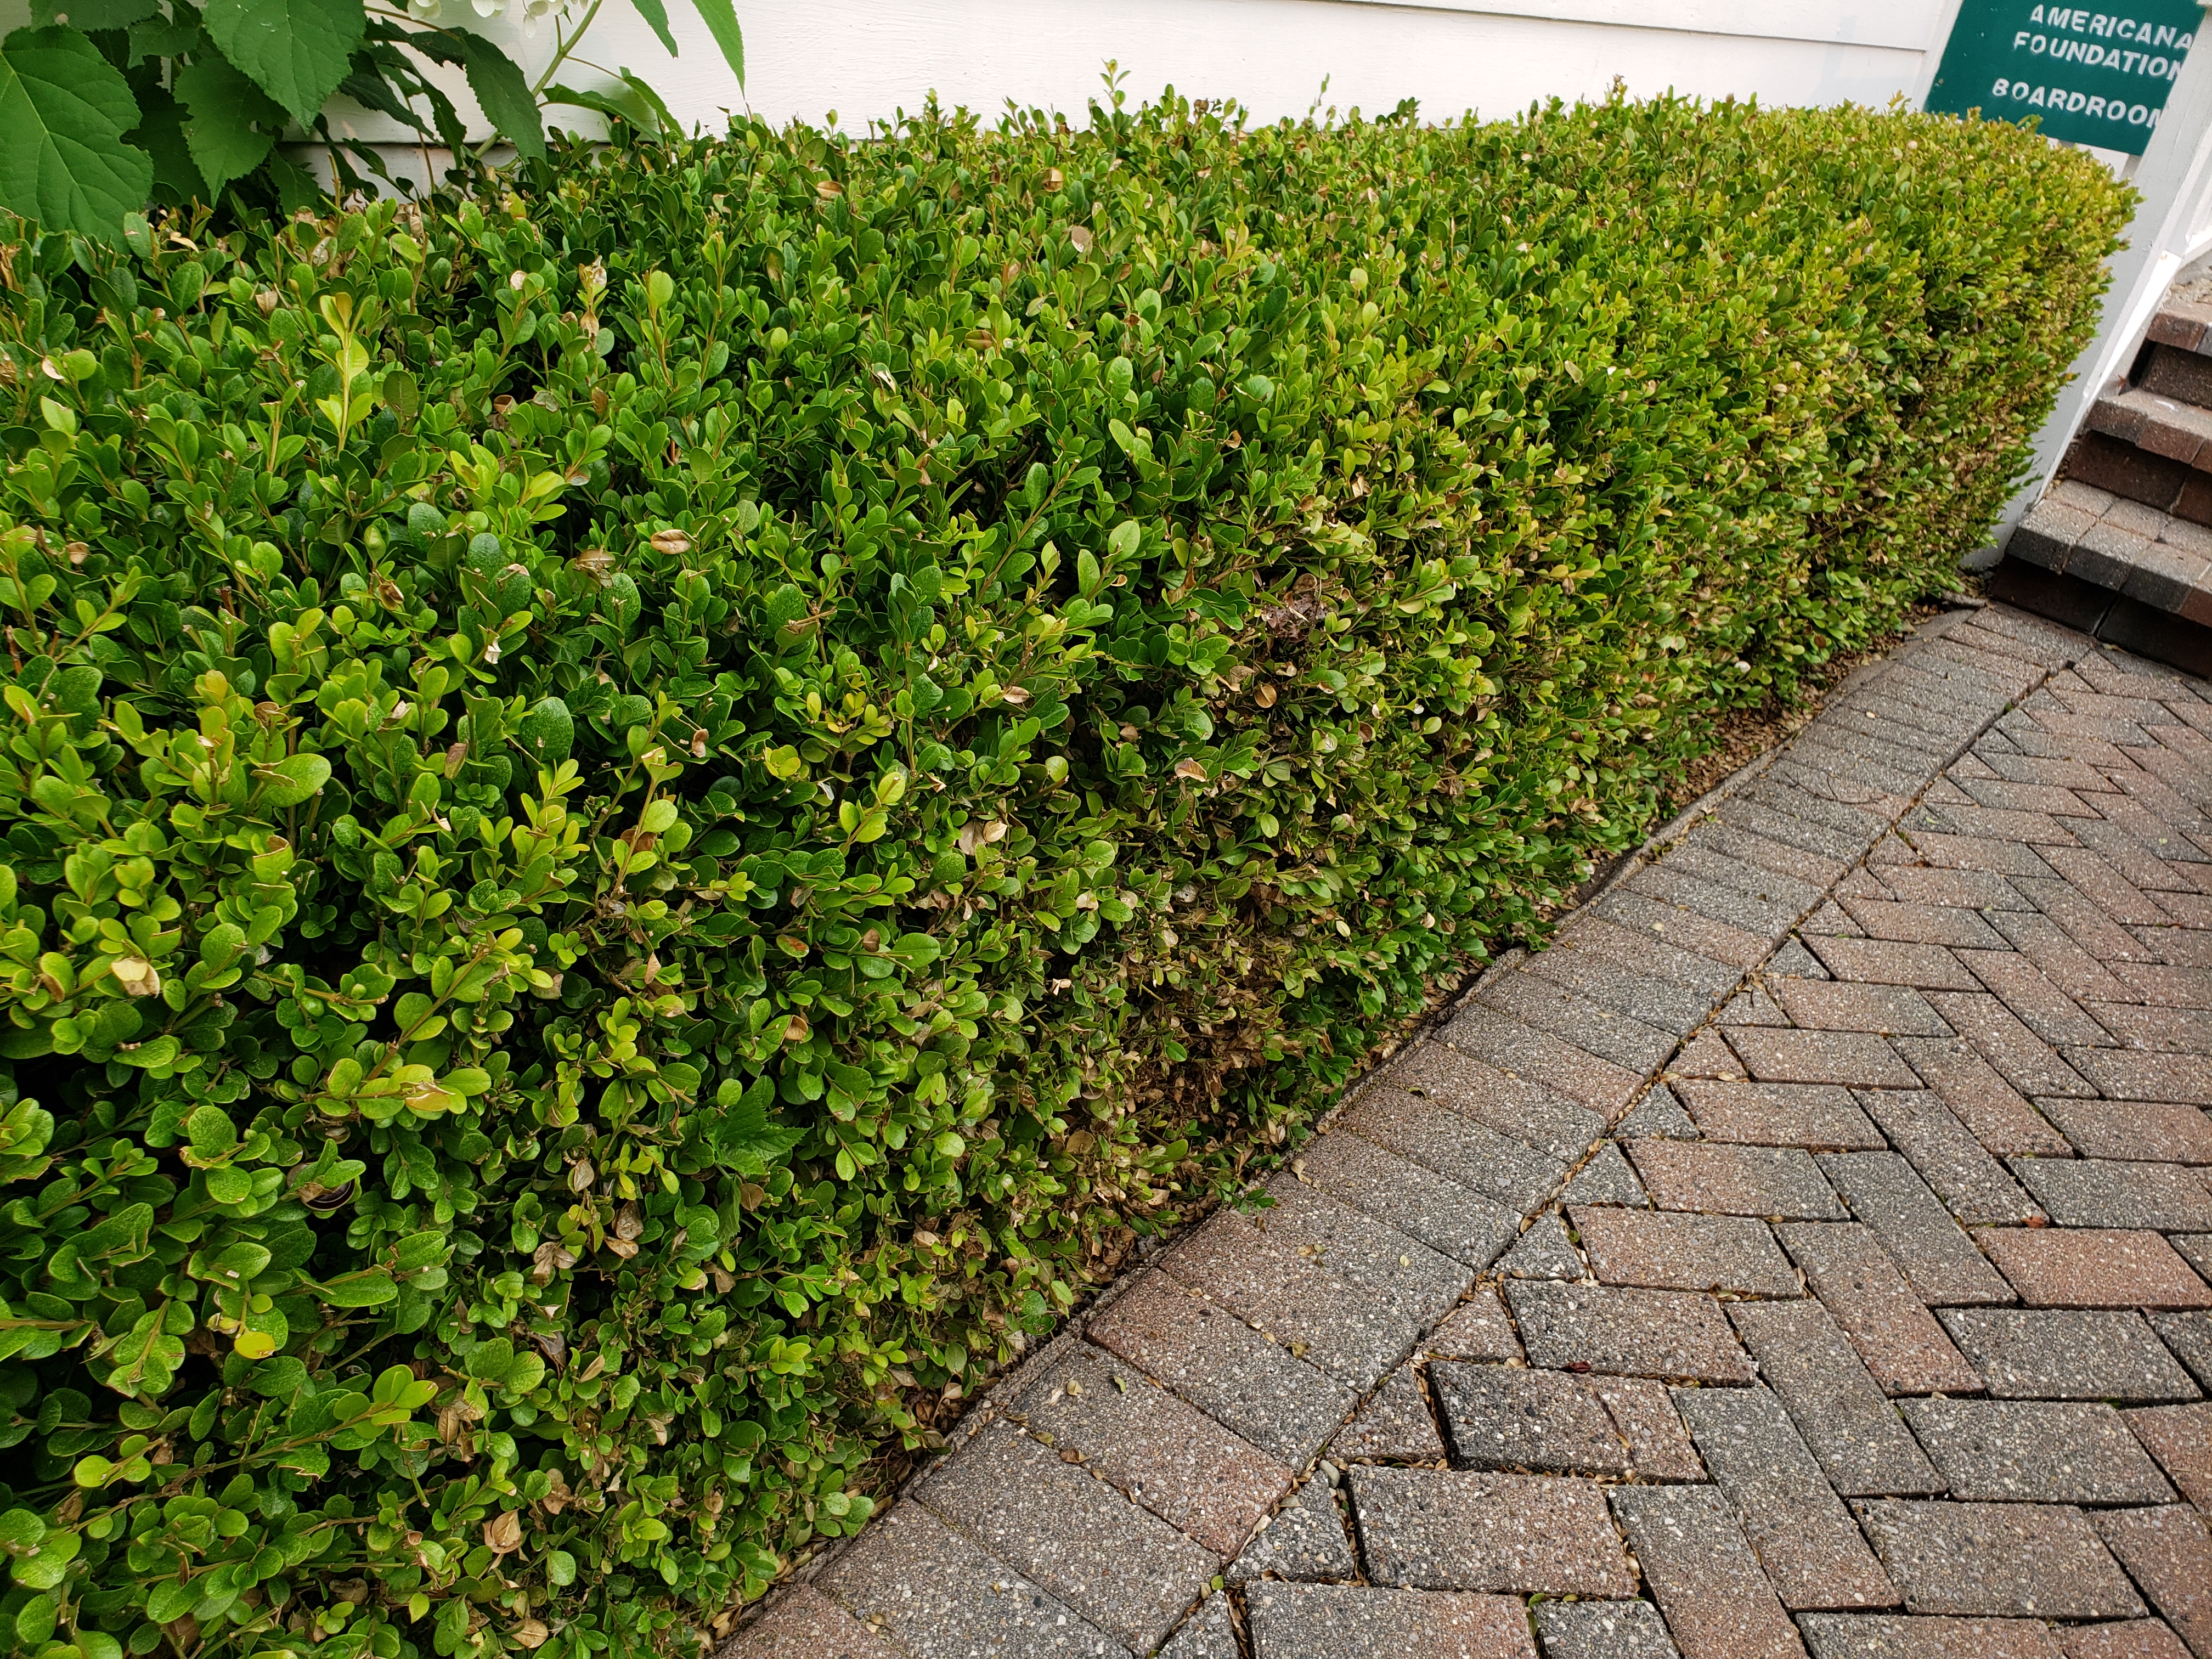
[1925,0,2201,153]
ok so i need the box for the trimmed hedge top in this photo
[0,86,2123,1659]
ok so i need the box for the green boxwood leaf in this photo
[174,52,285,198]
[315,1268,396,1307]
[256,752,331,808]
[202,0,366,125]
[0,26,152,242]
[9,1522,76,1588]
[518,696,573,766]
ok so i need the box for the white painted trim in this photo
[1987,4,2212,566]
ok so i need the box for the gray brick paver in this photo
[1388,1038,1618,1161]
[1426,1286,1524,1362]
[2061,1047,2212,1105]
[1505,1280,1756,1382]
[820,1502,1136,1659]
[1725,1026,1926,1088]
[1497,1212,1585,1280]
[1520,938,1721,1035]
[1925,991,2101,1097]
[1856,1499,2147,1619]
[1336,1085,1568,1216]
[1563,1141,1652,1207]
[1776,1222,1984,1396]
[1430,1363,1629,1475]
[1728,1299,1946,1496]
[2148,1311,2212,1391]
[1085,1273,1356,1466]
[1158,1593,1239,1659]
[1955,948,2118,1048]
[1479,968,1684,1072]
[1159,1210,1420,1390]
[1348,1465,1638,1596]
[1609,1485,1810,1659]
[1672,1384,1900,1610]
[1535,1600,1685,1659]
[1572,1205,1804,1297]
[1807,935,1981,988]
[1587,1372,1706,1481]
[1899,1398,2177,1504]
[1293,1130,1521,1268]
[1251,1176,1471,1325]
[1937,1308,2205,1401]
[1225,1473,1358,1587]
[1676,1078,1888,1150]
[1331,1364,1447,1463]
[1437,1002,1646,1118]
[1626,1139,1848,1220]
[1853,1088,2044,1225]
[1820,1152,2020,1306]
[1242,1582,1535,1659]
[1986,905,2142,1002]
[912,1419,1220,1654]
[1008,1342,1294,1557]
[1798,1615,2066,1659]
[1890,1035,2074,1159]
[2008,1157,2212,1231]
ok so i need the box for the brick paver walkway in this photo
[730,603,2212,1659]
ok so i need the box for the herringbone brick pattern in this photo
[729,606,2212,1659]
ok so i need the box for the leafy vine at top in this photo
[0,0,746,242]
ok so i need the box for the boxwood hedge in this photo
[0,83,2124,1659]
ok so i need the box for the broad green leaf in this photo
[175,52,284,198]
[126,9,199,64]
[202,0,366,125]
[0,27,152,243]
[449,29,543,160]
[616,67,680,137]
[124,84,208,206]
[543,82,659,138]
[630,0,680,56]
[684,0,743,87]
[711,1077,805,1175]
[255,751,331,807]
[35,0,156,26]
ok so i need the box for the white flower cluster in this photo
[405,0,577,31]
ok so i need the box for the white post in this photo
[1978,2,2212,568]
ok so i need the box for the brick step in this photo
[2136,337,2212,404]
[2061,429,2212,527]
[2081,383,2212,470]
[2006,479,2212,627]
[2060,374,2212,528]
[2147,294,2212,357]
